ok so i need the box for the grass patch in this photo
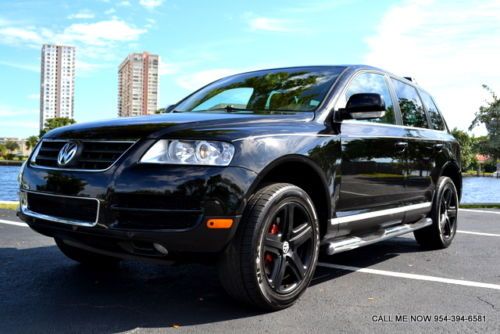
[461,203,500,209]
[0,203,18,210]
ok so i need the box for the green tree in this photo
[4,140,20,160]
[469,85,500,161]
[40,117,76,136]
[25,135,39,150]
[155,108,166,114]
[451,128,476,170]
[0,144,7,158]
[5,140,19,152]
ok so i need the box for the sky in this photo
[1,0,499,138]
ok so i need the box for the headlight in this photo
[140,140,235,166]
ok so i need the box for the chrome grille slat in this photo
[31,139,136,172]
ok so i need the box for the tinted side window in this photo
[391,79,428,128]
[339,72,395,124]
[419,90,445,130]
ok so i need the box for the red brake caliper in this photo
[265,223,280,264]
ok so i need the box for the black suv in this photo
[18,65,461,310]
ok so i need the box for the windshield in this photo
[175,67,345,114]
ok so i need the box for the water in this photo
[461,176,500,204]
[0,166,499,203]
[0,166,20,201]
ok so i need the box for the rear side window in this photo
[419,90,445,130]
[391,79,428,128]
[339,72,395,124]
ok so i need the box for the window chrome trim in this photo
[20,190,100,227]
[30,139,137,172]
[330,202,431,225]
[341,119,450,134]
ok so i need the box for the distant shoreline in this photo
[0,161,23,166]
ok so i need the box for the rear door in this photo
[335,71,407,235]
[390,79,434,205]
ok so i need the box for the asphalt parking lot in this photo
[0,208,499,333]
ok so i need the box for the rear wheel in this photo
[218,183,320,310]
[55,238,121,267]
[414,176,458,249]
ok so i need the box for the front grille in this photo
[33,140,135,170]
[26,192,99,225]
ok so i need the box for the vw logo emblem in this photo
[57,142,79,166]
[282,241,290,254]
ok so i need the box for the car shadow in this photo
[0,236,426,332]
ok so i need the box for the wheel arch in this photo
[243,155,332,237]
[440,161,462,201]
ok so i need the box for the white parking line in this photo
[317,263,500,290]
[458,230,500,237]
[0,219,28,227]
[460,208,500,215]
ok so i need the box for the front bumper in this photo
[18,160,257,258]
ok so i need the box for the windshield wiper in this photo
[210,105,253,113]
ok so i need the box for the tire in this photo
[218,183,320,311]
[55,238,121,267]
[414,176,458,249]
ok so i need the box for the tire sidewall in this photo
[250,185,320,308]
[432,177,459,247]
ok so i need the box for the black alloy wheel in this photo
[438,185,458,241]
[261,201,315,294]
[218,183,320,310]
[414,176,458,249]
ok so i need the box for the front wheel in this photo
[414,176,458,249]
[218,183,320,310]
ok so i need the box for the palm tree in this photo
[25,136,39,151]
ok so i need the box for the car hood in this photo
[43,112,315,140]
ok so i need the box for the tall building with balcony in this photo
[118,52,159,117]
[39,44,75,130]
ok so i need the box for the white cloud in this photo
[118,0,131,6]
[176,68,243,90]
[104,8,116,15]
[0,19,146,48]
[364,0,500,134]
[285,0,353,13]
[249,17,296,32]
[159,60,180,75]
[0,60,38,72]
[0,18,11,26]
[139,0,164,9]
[145,18,156,28]
[58,19,146,46]
[0,27,44,46]
[75,59,109,73]
[0,105,37,117]
[27,93,39,100]
[67,10,95,20]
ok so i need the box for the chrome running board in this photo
[325,217,432,255]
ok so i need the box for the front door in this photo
[334,72,407,236]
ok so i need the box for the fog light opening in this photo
[153,243,169,255]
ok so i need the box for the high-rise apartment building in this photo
[118,52,159,117]
[40,44,75,130]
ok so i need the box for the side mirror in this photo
[341,93,386,120]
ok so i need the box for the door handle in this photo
[433,143,444,152]
[394,141,408,153]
